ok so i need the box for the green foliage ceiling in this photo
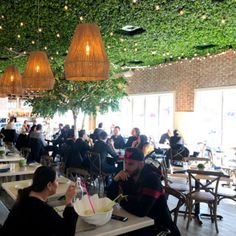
[0,0,235,75]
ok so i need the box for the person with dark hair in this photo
[93,131,120,174]
[90,122,104,143]
[0,166,78,236]
[159,129,172,144]
[107,148,181,236]
[165,129,189,167]
[111,126,125,149]
[5,116,16,130]
[125,127,141,148]
[70,129,91,168]
[52,123,64,140]
[29,124,48,147]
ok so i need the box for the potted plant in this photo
[197,163,205,170]
[0,150,5,157]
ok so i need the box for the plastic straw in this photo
[80,181,96,214]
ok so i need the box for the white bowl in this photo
[74,194,113,226]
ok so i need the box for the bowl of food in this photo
[74,194,114,226]
[0,164,10,173]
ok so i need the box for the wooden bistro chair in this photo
[154,158,187,224]
[186,169,224,233]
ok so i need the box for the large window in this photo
[97,93,174,141]
[195,87,236,147]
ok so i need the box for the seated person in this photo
[125,127,140,148]
[165,131,189,168]
[5,116,16,130]
[169,129,184,149]
[20,120,30,134]
[93,131,120,174]
[0,166,78,236]
[72,129,91,168]
[52,123,64,140]
[90,122,104,143]
[29,124,48,147]
[111,126,125,149]
[107,148,181,236]
[159,129,172,144]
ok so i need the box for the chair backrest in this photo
[87,151,102,176]
[187,169,224,199]
[0,200,9,226]
[2,129,17,143]
[28,138,44,162]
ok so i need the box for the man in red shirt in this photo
[107,147,181,236]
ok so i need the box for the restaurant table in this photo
[1,175,71,201]
[0,162,41,178]
[0,154,25,163]
[55,205,154,236]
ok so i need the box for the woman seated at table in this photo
[125,127,141,148]
[0,166,78,236]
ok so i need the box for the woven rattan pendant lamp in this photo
[0,77,6,97]
[64,23,109,81]
[1,65,23,96]
[22,51,55,90]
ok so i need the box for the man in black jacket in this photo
[73,129,91,168]
[93,131,120,174]
[107,148,181,236]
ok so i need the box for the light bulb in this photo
[31,40,35,44]
[17,34,21,38]
[10,75,14,82]
[179,10,184,15]
[56,33,60,38]
[38,28,42,32]
[36,65,40,72]
[20,22,24,27]
[80,16,83,21]
[64,5,68,10]
[155,5,160,11]
[0,26,2,30]
[85,42,90,56]
[44,46,47,50]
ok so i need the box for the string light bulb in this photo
[38,28,42,32]
[80,16,83,21]
[44,46,47,50]
[221,19,226,24]
[155,5,160,11]
[85,42,90,56]
[110,32,113,36]
[31,40,35,44]
[17,34,21,38]
[0,26,2,30]
[56,33,60,38]
[20,22,24,27]
[64,5,68,11]
[179,10,185,15]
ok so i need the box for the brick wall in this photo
[127,50,236,112]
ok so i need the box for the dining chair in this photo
[86,151,110,196]
[186,169,223,233]
[156,158,188,223]
[0,200,9,227]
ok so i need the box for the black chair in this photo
[2,129,17,144]
[0,200,9,227]
[28,138,44,163]
[87,151,110,196]
[16,133,29,151]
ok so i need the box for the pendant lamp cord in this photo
[37,0,40,43]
